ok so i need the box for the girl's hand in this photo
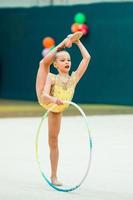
[64,37,72,48]
[53,97,64,105]
[67,32,83,44]
[73,39,80,44]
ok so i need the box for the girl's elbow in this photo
[39,58,48,67]
[84,54,91,62]
[39,93,49,104]
[86,53,91,60]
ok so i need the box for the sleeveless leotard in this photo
[40,72,77,113]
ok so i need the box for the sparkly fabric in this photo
[40,72,77,113]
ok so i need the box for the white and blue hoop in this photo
[35,101,92,192]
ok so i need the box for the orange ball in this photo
[71,23,80,33]
[42,37,55,48]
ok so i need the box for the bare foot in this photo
[67,31,83,43]
[51,177,63,186]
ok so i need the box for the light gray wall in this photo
[0,0,132,8]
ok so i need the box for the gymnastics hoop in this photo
[35,101,92,192]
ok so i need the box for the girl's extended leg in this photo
[36,59,50,102]
[48,111,62,186]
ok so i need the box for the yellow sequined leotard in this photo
[40,72,77,113]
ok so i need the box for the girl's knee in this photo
[49,136,58,149]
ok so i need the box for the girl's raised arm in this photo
[74,40,91,83]
[36,37,72,98]
[40,37,72,67]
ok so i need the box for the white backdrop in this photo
[0,115,133,199]
[0,0,132,8]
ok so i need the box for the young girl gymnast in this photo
[36,32,91,186]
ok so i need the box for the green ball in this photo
[74,12,86,24]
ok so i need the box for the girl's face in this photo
[54,51,71,74]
